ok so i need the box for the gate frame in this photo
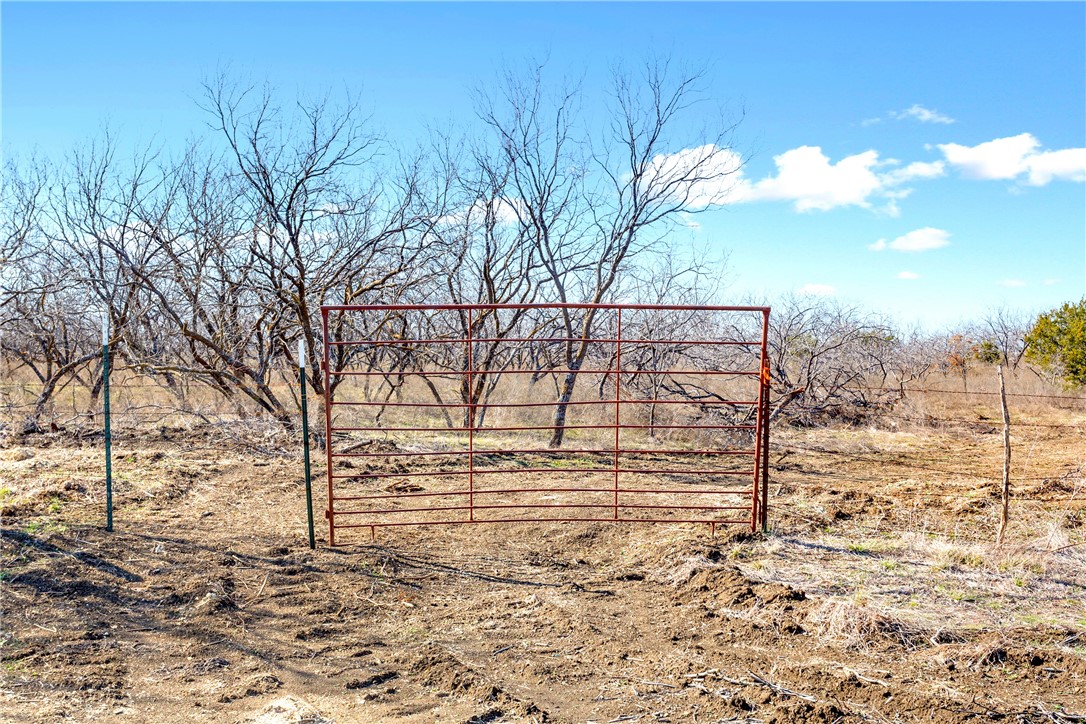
[320,303,771,545]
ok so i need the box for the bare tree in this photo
[1,157,105,434]
[201,76,444,402]
[423,134,554,428]
[972,306,1031,370]
[1,157,51,311]
[758,295,901,425]
[476,59,743,447]
[2,61,755,441]
[607,251,726,435]
[881,324,944,397]
[1,254,101,434]
[48,136,170,407]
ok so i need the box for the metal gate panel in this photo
[320,304,770,545]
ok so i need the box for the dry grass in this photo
[4,366,1085,649]
[2,378,1085,721]
[804,597,934,651]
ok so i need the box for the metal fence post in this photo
[299,339,315,549]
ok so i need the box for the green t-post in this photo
[103,316,113,532]
[299,339,315,549]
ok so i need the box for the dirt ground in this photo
[2,407,1085,723]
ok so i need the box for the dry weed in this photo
[654,553,720,587]
[956,635,1015,671]
[805,597,931,651]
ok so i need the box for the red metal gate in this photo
[320,304,770,545]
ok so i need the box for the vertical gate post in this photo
[299,339,315,550]
[759,309,771,532]
[102,315,113,532]
[749,313,764,532]
[322,310,335,547]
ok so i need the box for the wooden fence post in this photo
[997,364,1011,544]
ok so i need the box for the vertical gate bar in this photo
[759,309,771,532]
[467,307,474,522]
[323,309,335,547]
[614,308,622,520]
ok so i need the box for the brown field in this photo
[2,376,1085,723]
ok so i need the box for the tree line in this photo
[2,63,1080,438]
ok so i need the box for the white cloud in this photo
[1026,148,1086,186]
[649,132,1079,217]
[897,271,920,280]
[938,134,1037,180]
[1042,278,1060,286]
[938,133,1086,185]
[651,144,943,214]
[736,147,884,211]
[647,144,745,210]
[882,161,946,185]
[797,283,836,296]
[875,188,916,217]
[999,279,1027,288]
[678,212,701,230]
[891,104,956,125]
[437,196,525,227]
[726,146,944,213]
[879,201,902,218]
[869,227,951,253]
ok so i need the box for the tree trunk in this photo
[420,376,455,429]
[648,400,657,439]
[21,351,100,435]
[23,377,60,434]
[548,370,579,448]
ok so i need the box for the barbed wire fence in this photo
[0,367,304,455]
[762,383,1085,548]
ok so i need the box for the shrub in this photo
[1024,299,1086,388]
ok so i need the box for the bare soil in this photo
[2,413,1085,723]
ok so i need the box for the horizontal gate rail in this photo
[326,370,762,377]
[320,303,771,545]
[327,337,764,346]
[330,449,755,457]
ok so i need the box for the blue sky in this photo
[3,2,1084,330]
